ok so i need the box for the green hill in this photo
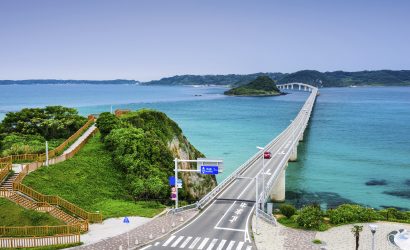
[224,76,282,96]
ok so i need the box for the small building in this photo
[114,109,131,117]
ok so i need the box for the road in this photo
[142,86,317,250]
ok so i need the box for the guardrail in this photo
[257,208,277,225]
[197,85,318,209]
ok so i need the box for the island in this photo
[224,76,283,96]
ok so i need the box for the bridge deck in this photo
[146,84,318,250]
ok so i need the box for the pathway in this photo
[71,209,198,250]
[63,124,97,155]
[254,218,410,250]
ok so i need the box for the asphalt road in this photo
[142,88,317,250]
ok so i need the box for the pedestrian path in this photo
[150,235,253,250]
[63,124,97,155]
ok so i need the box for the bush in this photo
[328,204,379,225]
[279,203,297,218]
[296,205,323,230]
[378,208,410,221]
[312,239,322,244]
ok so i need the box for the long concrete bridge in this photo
[145,83,319,250]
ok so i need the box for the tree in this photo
[351,225,363,250]
[96,112,120,139]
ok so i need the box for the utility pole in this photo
[174,158,178,209]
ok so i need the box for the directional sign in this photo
[123,217,130,224]
[169,177,183,186]
[197,158,223,173]
[200,166,219,175]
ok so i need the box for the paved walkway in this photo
[71,209,198,250]
[63,124,97,155]
[254,218,410,250]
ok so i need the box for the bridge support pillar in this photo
[291,84,294,90]
[299,132,304,142]
[289,145,297,161]
[270,165,287,202]
[299,85,301,90]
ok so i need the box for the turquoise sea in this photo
[1,84,409,210]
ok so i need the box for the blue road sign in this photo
[123,217,130,224]
[201,166,219,175]
[169,177,183,186]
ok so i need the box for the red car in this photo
[264,151,272,159]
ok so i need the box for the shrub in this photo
[312,239,322,244]
[279,203,297,218]
[296,205,323,230]
[328,204,378,225]
[379,208,410,221]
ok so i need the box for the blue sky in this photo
[0,0,409,81]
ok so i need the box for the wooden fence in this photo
[0,224,81,237]
[0,164,12,183]
[0,117,94,164]
[11,127,102,223]
[0,234,80,248]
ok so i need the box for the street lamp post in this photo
[369,224,378,250]
[255,175,259,234]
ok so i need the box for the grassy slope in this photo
[0,198,63,226]
[23,133,165,219]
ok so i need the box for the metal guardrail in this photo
[197,84,318,210]
[257,208,277,225]
[173,203,198,214]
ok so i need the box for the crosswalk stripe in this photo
[245,246,252,250]
[226,241,236,250]
[197,238,209,250]
[236,242,244,250]
[206,239,218,250]
[171,236,184,247]
[216,240,226,250]
[189,237,201,249]
[163,235,176,246]
[180,236,192,248]
[155,242,160,246]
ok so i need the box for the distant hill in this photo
[0,79,139,85]
[224,76,282,96]
[144,70,410,87]
[143,73,284,86]
[277,70,410,87]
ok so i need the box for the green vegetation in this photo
[279,203,296,218]
[276,203,410,231]
[97,110,216,202]
[0,106,86,156]
[23,134,165,219]
[0,198,63,226]
[142,70,410,87]
[224,76,282,96]
[312,239,322,244]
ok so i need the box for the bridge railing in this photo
[197,85,318,209]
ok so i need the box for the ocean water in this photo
[0,84,409,210]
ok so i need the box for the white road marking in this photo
[246,246,252,250]
[206,239,218,250]
[171,236,184,247]
[163,235,176,246]
[180,236,192,248]
[198,238,209,250]
[236,242,244,250]
[140,245,152,250]
[214,201,237,228]
[264,169,272,175]
[226,241,236,250]
[216,240,226,250]
[214,226,246,232]
[188,237,201,249]
[154,242,160,246]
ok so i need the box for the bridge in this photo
[144,83,319,250]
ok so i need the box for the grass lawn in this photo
[23,133,165,219]
[0,198,63,226]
